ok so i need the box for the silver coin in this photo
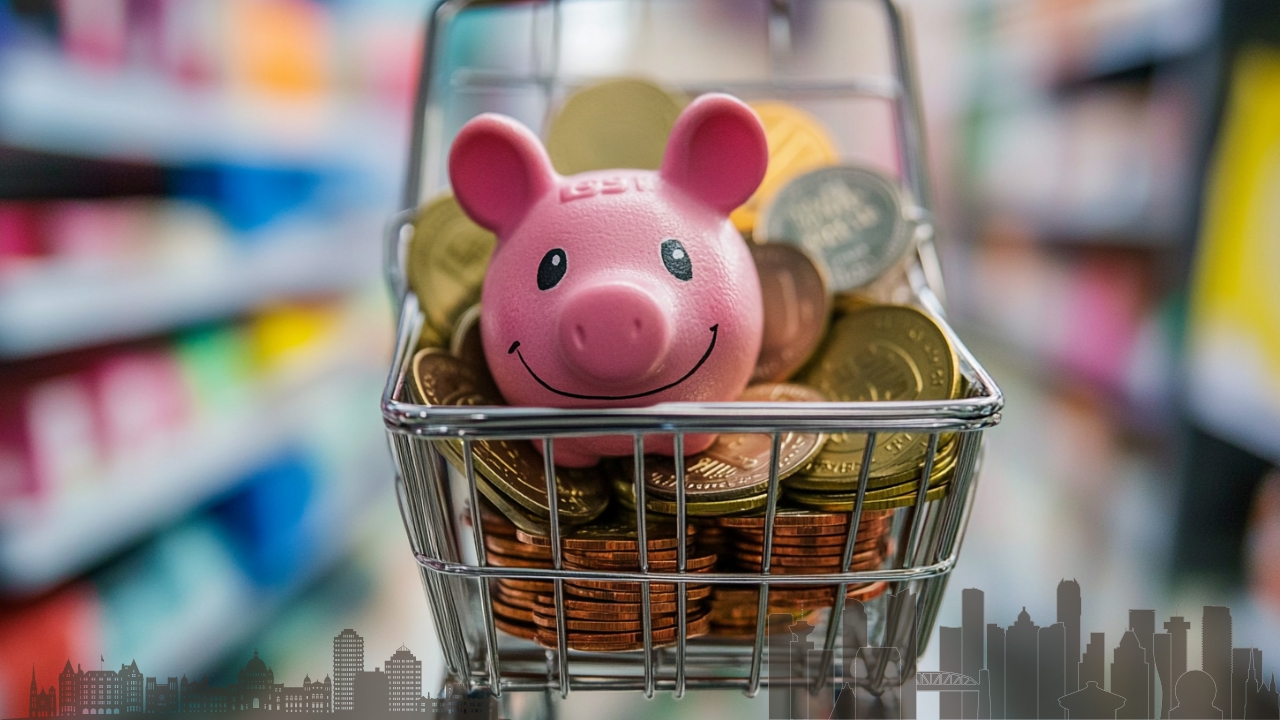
[758,166,917,291]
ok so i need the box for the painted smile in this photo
[507,324,719,401]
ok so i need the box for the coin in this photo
[562,548,682,564]
[566,578,713,594]
[485,535,553,560]
[450,303,485,368]
[732,101,839,233]
[534,611,711,652]
[498,578,554,595]
[717,508,852,528]
[485,552,551,569]
[749,244,832,382]
[786,481,952,512]
[492,598,536,623]
[615,482,770,516]
[563,584,713,604]
[786,435,958,492]
[546,78,685,175]
[494,617,538,641]
[408,193,497,340]
[562,552,717,573]
[796,306,959,484]
[632,385,826,502]
[759,166,916,291]
[736,534,884,556]
[412,351,609,522]
[557,597,688,616]
[516,511,693,550]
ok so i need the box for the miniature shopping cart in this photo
[381,0,1003,708]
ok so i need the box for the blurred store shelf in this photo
[0,50,404,171]
[0,361,384,595]
[0,223,380,359]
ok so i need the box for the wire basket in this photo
[381,0,1003,702]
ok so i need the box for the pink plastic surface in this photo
[448,93,767,467]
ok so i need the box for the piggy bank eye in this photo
[660,239,692,282]
[537,248,567,290]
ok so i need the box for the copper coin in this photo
[750,243,832,383]
[485,552,551,569]
[494,585,542,603]
[563,584,713,603]
[497,577,554,594]
[494,616,538,641]
[485,535,553,560]
[556,597,687,616]
[736,535,883,556]
[566,579,713,595]
[561,553,717,573]
[516,513,694,551]
[534,611,712,651]
[719,509,851,528]
[530,611,675,633]
[714,585,839,603]
[534,596,704,621]
[562,547,681,564]
[734,547,882,568]
[739,558,883,575]
[492,598,535,623]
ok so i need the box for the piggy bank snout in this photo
[557,282,672,383]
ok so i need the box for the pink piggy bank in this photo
[448,94,768,468]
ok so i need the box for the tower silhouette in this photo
[1154,633,1172,719]
[1131,610,1156,720]
[1114,630,1151,719]
[1083,633,1107,689]
[1060,580,1083,694]
[1204,606,1233,717]
[1006,608,1039,720]
[333,628,364,712]
[964,589,985,720]
[1234,648,1263,719]
[385,645,422,712]
[1060,681,1127,719]
[941,625,963,720]
[1164,616,1191,686]
[988,624,1007,720]
[1041,622,1067,719]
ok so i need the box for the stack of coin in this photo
[513,514,713,651]
[472,501,555,643]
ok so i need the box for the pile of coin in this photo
[503,511,713,651]
[403,78,970,652]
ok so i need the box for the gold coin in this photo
[786,433,958,492]
[613,477,769,516]
[786,481,952,512]
[732,101,839,233]
[411,350,609,523]
[546,78,686,175]
[750,244,832,383]
[449,303,485,368]
[408,193,496,342]
[798,305,959,481]
[632,384,827,502]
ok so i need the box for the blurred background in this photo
[0,0,1278,718]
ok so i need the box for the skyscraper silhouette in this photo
[1041,622,1067,719]
[1234,648,1263,720]
[964,589,985,720]
[1154,633,1172,719]
[1205,606,1234,720]
[988,624,1007,720]
[354,668,389,716]
[385,645,422,712]
[790,618,817,720]
[1083,633,1107,688]
[1165,616,1191,685]
[1007,609,1039,720]
[1060,580,1083,694]
[941,625,963,720]
[1132,610,1156,720]
[1114,630,1151,719]
[333,628,364,712]
[1060,681,1128,719]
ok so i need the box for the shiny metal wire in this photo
[384,0,1003,700]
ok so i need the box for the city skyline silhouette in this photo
[768,581,1280,719]
[17,630,497,719]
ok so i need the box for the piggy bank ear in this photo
[448,114,557,237]
[660,94,768,215]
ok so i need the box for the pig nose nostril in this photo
[573,324,587,349]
